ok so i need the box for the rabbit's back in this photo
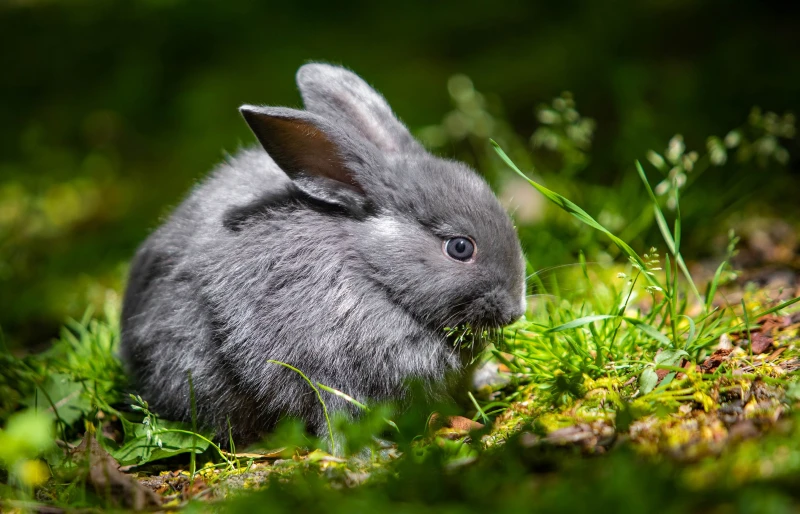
[120,150,294,437]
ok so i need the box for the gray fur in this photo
[120,63,525,446]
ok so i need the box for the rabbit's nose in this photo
[503,295,525,325]
[473,288,525,327]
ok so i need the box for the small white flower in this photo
[724,130,741,148]
[666,135,685,164]
[646,150,666,171]
[537,109,560,125]
[667,196,677,210]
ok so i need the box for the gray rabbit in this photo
[120,63,526,446]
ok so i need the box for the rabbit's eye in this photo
[444,237,475,262]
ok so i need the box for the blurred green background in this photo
[1,0,798,350]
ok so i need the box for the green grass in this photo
[488,143,799,425]
[1,96,800,511]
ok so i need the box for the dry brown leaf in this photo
[766,347,787,361]
[71,432,161,510]
[428,413,484,433]
[757,314,791,333]
[700,348,733,373]
[750,332,774,354]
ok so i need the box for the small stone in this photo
[717,333,734,351]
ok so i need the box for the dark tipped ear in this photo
[240,105,371,213]
[296,63,422,155]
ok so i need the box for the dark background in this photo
[2,0,799,350]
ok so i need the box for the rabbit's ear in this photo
[296,63,422,155]
[240,105,372,214]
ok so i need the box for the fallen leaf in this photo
[750,332,774,354]
[72,431,161,510]
[766,347,787,361]
[700,348,733,373]
[757,314,791,334]
[448,416,485,432]
[185,477,208,499]
[428,413,484,433]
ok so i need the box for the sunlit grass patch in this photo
[468,143,800,462]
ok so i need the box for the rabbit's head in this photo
[239,64,525,332]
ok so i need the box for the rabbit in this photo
[120,63,526,447]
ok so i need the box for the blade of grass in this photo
[741,299,753,356]
[705,260,728,312]
[227,417,236,467]
[624,317,673,347]
[542,315,617,334]
[492,140,661,291]
[579,251,590,281]
[752,296,800,318]
[467,391,491,425]
[679,315,697,347]
[610,270,641,350]
[187,370,198,477]
[674,187,681,254]
[315,382,400,433]
[634,161,702,304]
[316,383,368,411]
[267,360,335,454]
[155,429,234,467]
[491,349,519,373]
[666,254,679,346]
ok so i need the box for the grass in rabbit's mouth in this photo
[3,149,800,511]
[446,324,503,357]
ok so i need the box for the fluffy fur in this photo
[120,63,526,445]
